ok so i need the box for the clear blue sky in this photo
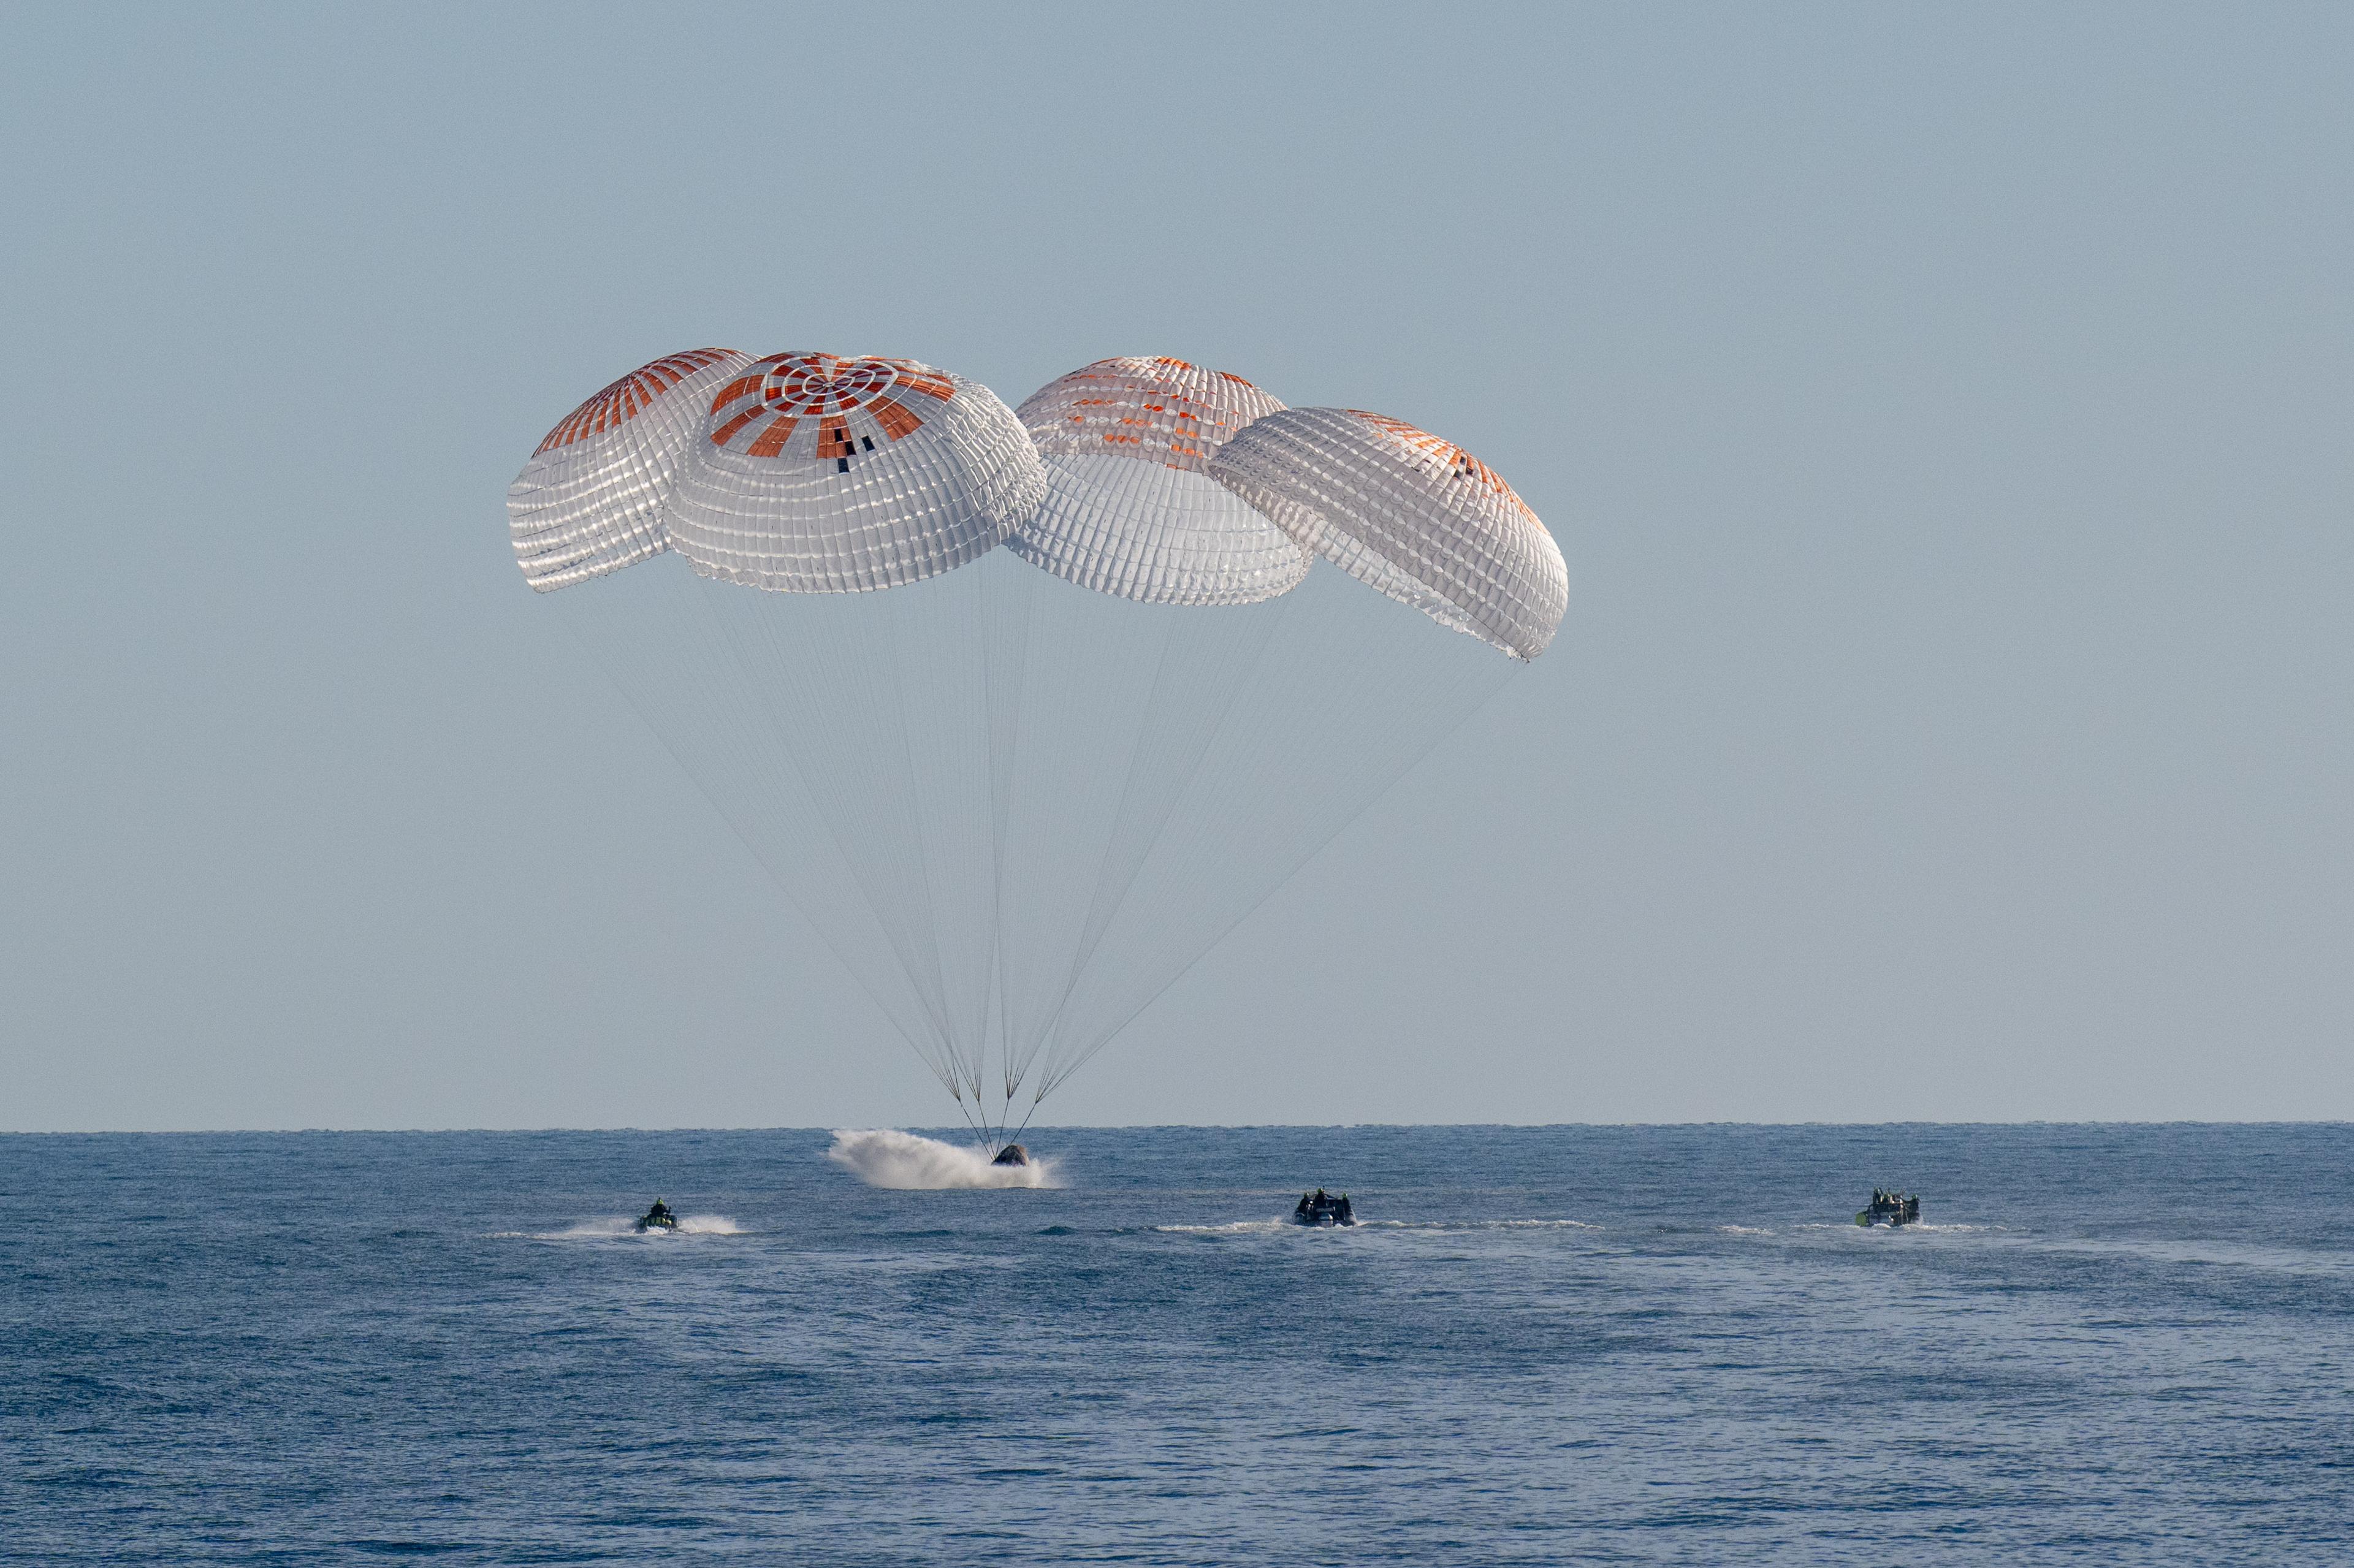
[3,4,2347,1130]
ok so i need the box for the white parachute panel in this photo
[668,353,1045,594]
[507,349,751,592]
[1010,357,1305,606]
[1208,406,1568,660]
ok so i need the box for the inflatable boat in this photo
[1291,1189,1356,1227]
[1855,1189,1920,1227]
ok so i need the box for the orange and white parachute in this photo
[509,348,1043,596]
[505,347,1564,1147]
[1011,357,1304,606]
[671,352,1043,594]
[1207,407,1568,661]
[508,349,750,591]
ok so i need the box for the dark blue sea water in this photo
[5,1124,2351,1564]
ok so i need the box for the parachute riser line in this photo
[514,350,1562,1138]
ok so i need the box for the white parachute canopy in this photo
[1209,406,1569,661]
[513,351,1564,1146]
[671,353,1043,592]
[1011,356,1306,605]
[508,348,751,590]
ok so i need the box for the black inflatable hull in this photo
[1854,1193,1921,1228]
[1291,1197,1355,1227]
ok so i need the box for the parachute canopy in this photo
[1011,357,1305,606]
[1208,406,1568,660]
[669,352,1044,595]
[509,348,1564,1145]
[508,348,750,591]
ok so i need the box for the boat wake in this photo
[1783,1221,2002,1236]
[507,1214,747,1239]
[827,1128,1056,1190]
[1362,1217,1602,1231]
[1156,1216,1599,1235]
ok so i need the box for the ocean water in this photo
[5,1124,2350,1565]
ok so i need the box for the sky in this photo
[1,3,2347,1132]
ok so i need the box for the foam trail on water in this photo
[527,1214,746,1239]
[543,1217,634,1239]
[827,1128,1055,1189]
[675,1214,745,1234]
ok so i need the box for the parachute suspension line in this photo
[1003,605,1183,1095]
[981,566,1161,1114]
[1026,574,1523,1100]
[1031,659,1518,1101]
[739,593,951,1054]
[739,580,972,1098]
[550,571,960,1096]
[690,579,977,1091]
[1008,1087,1045,1146]
[988,567,1036,1139]
[948,570,1011,1138]
[1024,599,1281,1093]
[563,547,1525,1132]
[695,566,969,1094]
[980,558,1036,1128]
[882,585,976,1099]
[905,568,1011,1126]
[994,592,1145,1102]
[947,1073,988,1146]
[878,582,973,1106]
[1013,594,1290,1095]
[732,588,953,1056]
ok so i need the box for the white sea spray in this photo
[522,1214,747,1239]
[826,1128,1056,1190]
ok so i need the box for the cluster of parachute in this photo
[510,350,1565,1146]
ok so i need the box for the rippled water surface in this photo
[6,1124,2351,1564]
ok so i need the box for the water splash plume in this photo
[826,1128,1055,1190]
